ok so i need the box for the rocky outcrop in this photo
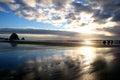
[9,33,19,40]
[21,37,25,40]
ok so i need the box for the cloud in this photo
[8,3,20,10]
[96,26,120,36]
[0,28,115,40]
[0,28,78,37]
[0,0,120,37]
[93,0,120,20]
[112,10,120,21]
[72,1,92,13]
[22,0,36,7]
[37,0,71,8]
[0,0,14,3]
[0,6,8,13]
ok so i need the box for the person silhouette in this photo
[103,40,106,45]
[107,40,110,45]
[110,40,113,45]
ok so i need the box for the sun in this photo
[74,27,94,34]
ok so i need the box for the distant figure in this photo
[110,40,113,45]
[103,40,106,45]
[9,33,19,41]
[107,40,110,45]
[21,37,25,40]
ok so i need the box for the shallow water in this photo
[0,42,120,80]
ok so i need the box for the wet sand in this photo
[0,42,120,80]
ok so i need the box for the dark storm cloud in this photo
[96,26,120,36]
[103,0,120,12]
[103,0,120,22]
[71,2,92,12]
[0,28,78,37]
[112,10,120,21]
[93,10,112,20]
[93,0,120,21]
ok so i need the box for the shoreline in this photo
[1,40,120,47]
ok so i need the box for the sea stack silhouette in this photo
[9,33,19,41]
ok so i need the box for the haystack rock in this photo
[9,33,19,40]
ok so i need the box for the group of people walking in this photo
[103,40,113,45]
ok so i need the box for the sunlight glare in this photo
[79,47,95,60]
[78,46,97,80]
[84,40,92,45]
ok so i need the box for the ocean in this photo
[0,42,120,80]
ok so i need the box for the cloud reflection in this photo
[0,45,118,80]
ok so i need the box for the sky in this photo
[0,0,120,39]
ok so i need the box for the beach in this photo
[1,40,120,47]
[0,42,120,80]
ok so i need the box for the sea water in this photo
[0,42,120,80]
